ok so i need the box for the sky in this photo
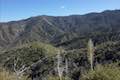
[0,0,120,22]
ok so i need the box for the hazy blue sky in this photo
[0,0,120,22]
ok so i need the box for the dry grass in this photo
[81,64,120,80]
[0,68,30,80]
[47,75,71,80]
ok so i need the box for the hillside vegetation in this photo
[0,40,120,80]
[0,10,120,80]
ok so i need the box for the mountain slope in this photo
[0,10,120,49]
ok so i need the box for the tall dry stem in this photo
[57,50,64,80]
[87,39,94,71]
[65,59,68,75]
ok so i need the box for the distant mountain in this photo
[1,10,120,80]
[0,10,120,49]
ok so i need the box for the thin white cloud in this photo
[61,6,65,9]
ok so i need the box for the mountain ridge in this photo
[0,9,120,49]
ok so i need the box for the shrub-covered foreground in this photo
[81,64,120,80]
[0,42,120,80]
[46,64,120,80]
[1,64,119,80]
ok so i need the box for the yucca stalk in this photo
[65,59,68,75]
[87,39,94,71]
[65,59,69,80]
[57,50,64,80]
